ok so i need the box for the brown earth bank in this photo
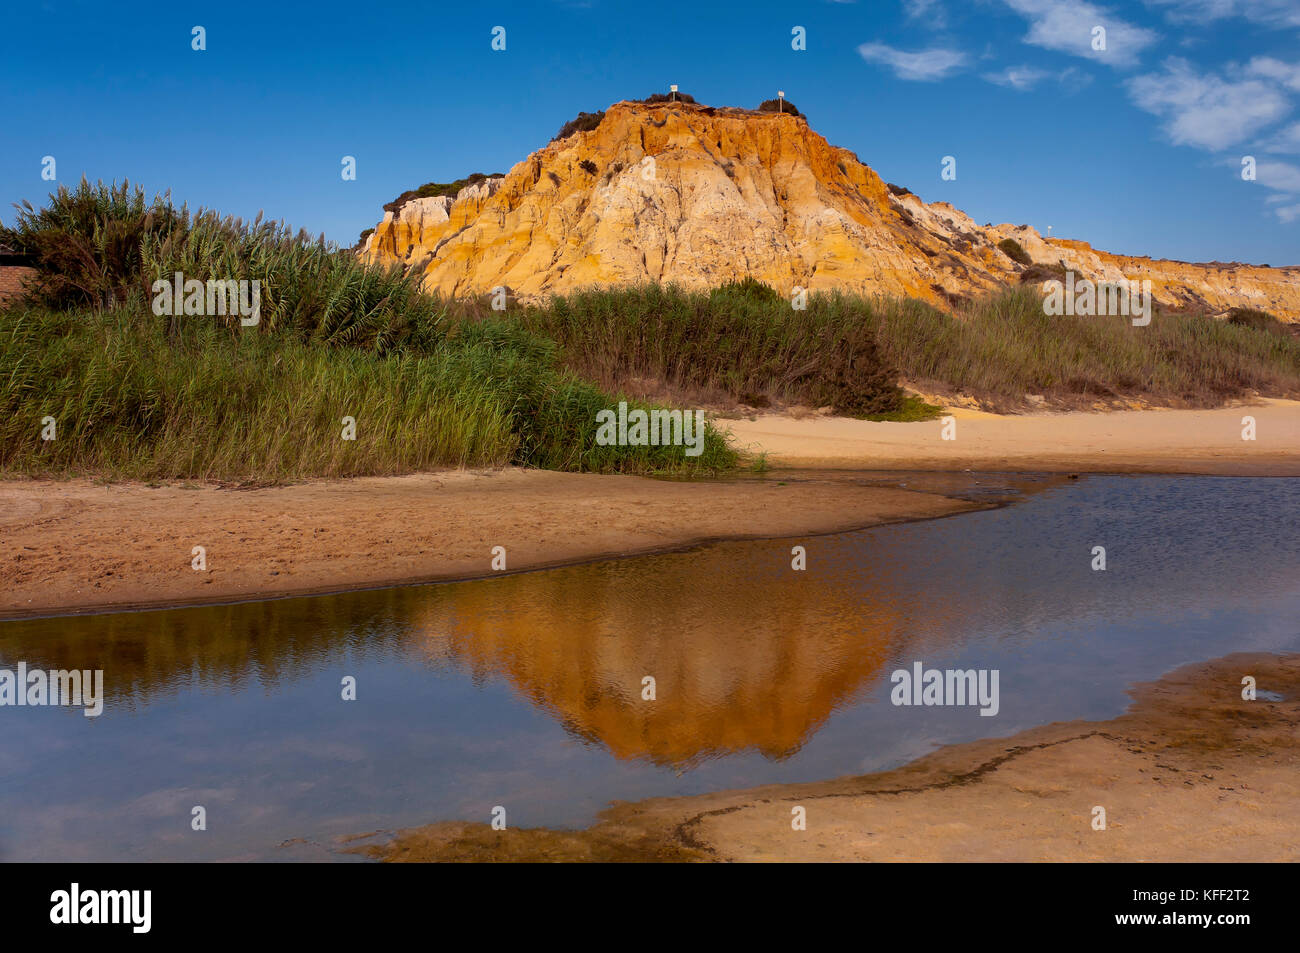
[0,468,979,620]
[726,399,1300,474]
[355,653,1300,863]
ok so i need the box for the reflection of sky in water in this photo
[0,475,1297,861]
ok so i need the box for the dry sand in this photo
[725,398,1300,474]
[359,653,1300,863]
[0,468,977,619]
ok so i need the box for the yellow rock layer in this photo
[360,101,1300,320]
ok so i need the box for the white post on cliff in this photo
[778,90,785,113]
[670,84,678,102]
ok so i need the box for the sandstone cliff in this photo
[360,100,1300,320]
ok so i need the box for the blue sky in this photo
[2,0,1299,265]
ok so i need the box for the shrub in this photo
[709,276,784,306]
[0,179,185,310]
[2,179,445,351]
[1225,307,1288,335]
[757,98,802,118]
[1018,262,1068,284]
[382,172,502,214]
[636,91,697,105]
[552,110,605,142]
[997,237,1032,265]
[579,159,598,175]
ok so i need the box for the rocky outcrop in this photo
[360,100,1300,320]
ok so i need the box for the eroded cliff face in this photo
[360,101,1300,319]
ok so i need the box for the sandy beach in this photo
[0,468,978,619]
[726,399,1300,474]
[358,652,1300,862]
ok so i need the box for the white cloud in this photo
[857,42,968,81]
[1128,58,1291,150]
[1002,0,1158,67]
[984,66,1051,90]
[1263,121,1300,154]
[1274,203,1300,223]
[983,65,1094,92]
[1239,159,1300,224]
[903,0,947,28]
[1255,159,1300,194]
[1247,57,1300,92]
[1144,0,1300,29]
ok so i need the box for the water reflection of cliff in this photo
[0,544,921,763]
[3,477,1294,768]
[410,547,911,768]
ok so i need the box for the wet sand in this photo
[726,399,1300,474]
[358,653,1300,862]
[0,469,979,619]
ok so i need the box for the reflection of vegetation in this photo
[0,589,420,708]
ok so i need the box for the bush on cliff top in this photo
[636,91,697,105]
[757,97,802,118]
[382,172,504,214]
[551,110,606,142]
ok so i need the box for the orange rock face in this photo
[360,101,1300,320]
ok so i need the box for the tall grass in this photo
[501,281,1300,413]
[0,181,735,479]
[3,179,444,351]
[869,287,1300,409]
[512,280,908,416]
[0,305,735,480]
